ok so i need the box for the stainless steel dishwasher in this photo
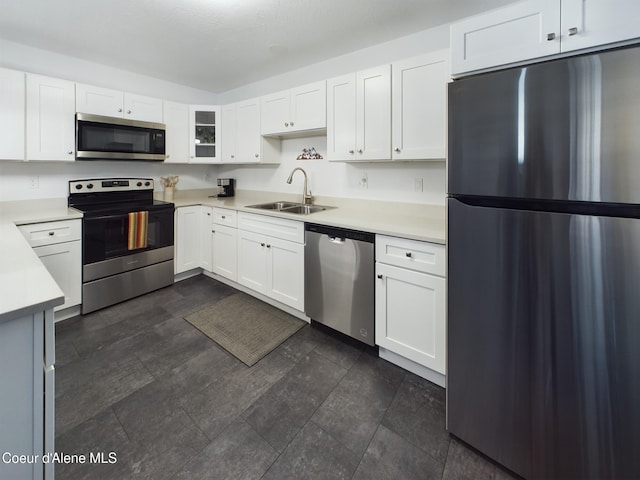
[305,223,375,346]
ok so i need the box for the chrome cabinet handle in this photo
[568,27,578,36]
[68,150,73,155]
[285,122,289,127]
[357,149,363,154]
[348,150,355,154]
[48,232,55,236]
[126,109,132,114]
[230,155,235,158]
[290,121,294,127]
[547,32,556,41]
[405,252,412,258]
[377,274,383,279]
[394,147,401,153]
[221,215,226,219]
[260,243,265,247]
[266,244,271,248]
[212,229,215,233]
[255,154,259,158]
[118,108,123,112]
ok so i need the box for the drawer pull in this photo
[377,274,383,279]
[48,232,55,236]
[405,252,412,258]
[221,215,226,219]
[261,243,265,247]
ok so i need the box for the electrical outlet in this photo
[414,177,423,192]
[30,176,39,189]
[360,172,368,189]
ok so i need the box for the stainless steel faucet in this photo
[286,167,313,205]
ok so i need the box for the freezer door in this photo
[447,198,640,479]
[448,45,640,205]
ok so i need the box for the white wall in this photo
[218,25,449,103]
[0,161,216,202]
[0,23,449,205]
[218,24,450,205]
[0,38,219,104]
[218,137,446,205]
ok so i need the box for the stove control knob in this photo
[87,183,94,189]
[144,181,151,187]
[137,182,143,187]
[75,184,83,190]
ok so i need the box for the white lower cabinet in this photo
[211,208,237,281]
[200,206,213,272]
[175,206,203,274]
[375,235,446,379]
[18,219,82,315]
[237,212,304,311]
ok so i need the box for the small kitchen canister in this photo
[163,186,175,201]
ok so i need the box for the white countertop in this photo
[0,191,445,323]
[166,189,446,244]
[0,198,81,323]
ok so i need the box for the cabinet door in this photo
[33,241,82,312]
[124,93,163,122]
[356,65,391,161]
[220,103,237,163]
[450,0,559,76]
[261,90,290,135]
[561,0,640,53]
[200,207,213,272]
[175,206,201,273]
[212,224,237,281]
[375,262,446,374]
[26,74,76,161]
[0,68,25,161]
[290,81,326,132]
[237,230,267,294]
[189,105,220,163]
[267,236,304,311]
[163,101,190,163]
[392,52,449,161]
[236,98,262,163]
[326,73,357,161]
[76,83,123,117]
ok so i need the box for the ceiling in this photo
[0,0,516,93]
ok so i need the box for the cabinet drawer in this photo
[213,208,237,227]
[18,219,81,247]
[237,212,304,243]
[376,234,445,277]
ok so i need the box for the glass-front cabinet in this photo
[189,105,220,163]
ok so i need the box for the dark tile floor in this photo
[55,275,520,480]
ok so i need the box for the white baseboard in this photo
[54,305,81,322]
[379,347,446,388]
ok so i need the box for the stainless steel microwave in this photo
[76,113,166,161]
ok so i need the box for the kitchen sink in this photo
[245,201,300,211]
[246,201,335,215]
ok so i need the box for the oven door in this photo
[83,206,174,267]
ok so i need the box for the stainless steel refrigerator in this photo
[447,45,640,479]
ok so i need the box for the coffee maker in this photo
[217,178,235,197]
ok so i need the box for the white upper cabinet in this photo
[260,80,326,136]
[327,65,391,161]
[451,0,559,76]
[189,105,220,164]
[163,100,190,164]
[560,0,640,53]
[452,0,640,76]
[76,83,163,122]
[220,102,238,163]
[392,51,449,161]
[0,68,25,161]
[222,99,279,164]
[26,73,76,162]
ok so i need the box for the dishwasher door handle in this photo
[328,235,345,244]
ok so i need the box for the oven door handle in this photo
[84,214,130,221]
